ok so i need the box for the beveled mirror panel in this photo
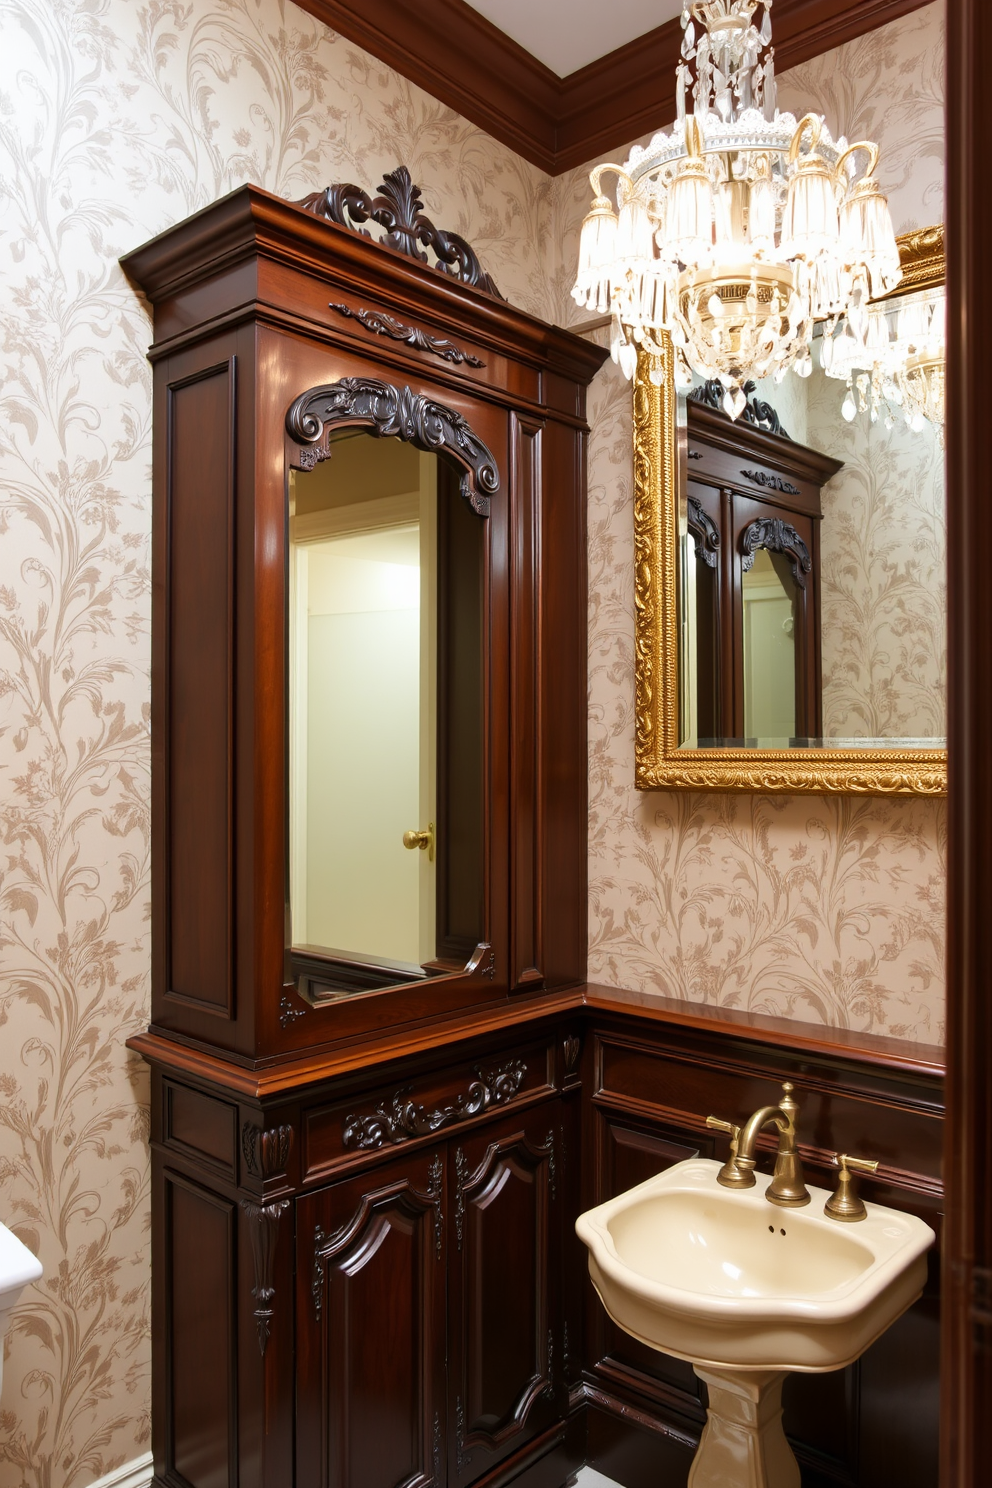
[289,429,485,997]
[635,229,946,795]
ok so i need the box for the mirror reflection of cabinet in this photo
[681,400,842,746]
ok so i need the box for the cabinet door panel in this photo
[449,1107,560,1482]
[297,1151,446,1488]
[590,1115,709,1406]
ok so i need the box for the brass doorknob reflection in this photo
[402,823,435,861]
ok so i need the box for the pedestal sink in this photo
[576,1159,934,1488]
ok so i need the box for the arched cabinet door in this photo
[447,1110,562,1484]
[298,1151,447,1488]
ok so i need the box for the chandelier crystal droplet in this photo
[571,0,902,415]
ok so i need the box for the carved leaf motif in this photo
[343,1060,528,1152]
[327,302,485,367]
[687,496,720,569]
[740,516,812,588]
[297,165,503,299]
[241,1122,293,1180]
[285,376,499,516]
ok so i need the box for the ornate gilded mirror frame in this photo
[634,227,947,796]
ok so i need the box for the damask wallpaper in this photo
[0,0,945,1482]
[571,3,947,1043]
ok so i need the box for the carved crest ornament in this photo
[298,165,503,299]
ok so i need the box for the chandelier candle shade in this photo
[572,0,902,416]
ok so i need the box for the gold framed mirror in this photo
[634,227,946,795]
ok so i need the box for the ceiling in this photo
[301,0,933,173]
[462,0,686,77]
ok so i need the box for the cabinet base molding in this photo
[88,1454,153,1488]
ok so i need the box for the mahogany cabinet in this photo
[684,397,842,741]
[124,174,943,1488]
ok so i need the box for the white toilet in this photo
[0,1223,42,1397]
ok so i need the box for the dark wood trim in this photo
[294,0,935,176]
[944,1,992,1482]
[128,981,945,1102]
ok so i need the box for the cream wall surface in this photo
[565,3,947,1043]
[0,0,944,1480]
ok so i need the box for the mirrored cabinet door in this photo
[289,431,485,1002]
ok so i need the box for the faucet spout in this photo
[715,1082,810,1207]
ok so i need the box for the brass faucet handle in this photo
[706,1117,753,1189]
[824,1152,879,1223]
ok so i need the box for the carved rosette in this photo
[297,166,503,300]
[241,1198,290,1355]
[286,377,499,516]
[342,1060,527,1152]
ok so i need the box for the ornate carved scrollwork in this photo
[297,165,504,300]
[687,495,721,569]
[241,1122,293,1181]
[741,469,801,496]
[433,1411,442,1485]
[455,1398,469,1472]
[286,377,499,516]
[428,1153,443,1261]
[546,1130,557,1201]
[342,1060,527,1152]
[740,517,812,589]
[543,1328,555,1398]
[327,302,485,367]
[454,1147,468,1251]
[312,1223,327,1320]
[241,1198,290,1354]
[689,378,792,438]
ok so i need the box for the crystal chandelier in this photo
[821,285,945,444]
[571,0,903,417]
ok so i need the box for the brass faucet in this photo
[706,1081,810,1208]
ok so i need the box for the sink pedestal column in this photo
[689,1367,800,1488]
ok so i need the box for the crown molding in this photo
[299,0,935,175]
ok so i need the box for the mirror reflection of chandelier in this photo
[821,287,945,444]
[571,0,903,417]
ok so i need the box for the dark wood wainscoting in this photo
[144,995,943,1488]
[575,1011,944,1488]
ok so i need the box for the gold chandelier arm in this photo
[588,163,634,201]
[788,112,824,164]
[835,140,881,187]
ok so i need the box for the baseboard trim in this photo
[87,1453,154,1488]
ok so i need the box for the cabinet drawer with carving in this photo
[303,1041,556,1183]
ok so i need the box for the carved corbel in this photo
[241,1198,290,1355]
[241,1122,294,1182]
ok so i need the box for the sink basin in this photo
[576,1158,934,1373]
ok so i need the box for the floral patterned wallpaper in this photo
[0,0,945,1481]
[567,2,948,1039]
[0,0,556,1480]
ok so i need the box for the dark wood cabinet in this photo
[684,399,842,741]
[298,1149,447,1488]
[125,173,943,1488]
[448,1109,561,1482]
